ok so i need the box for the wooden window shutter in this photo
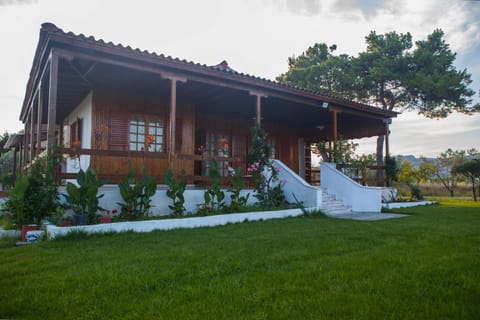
[109,111,129,151]
[77,118,83,144]
[70,122,77,145]
[232,135,246,158]
[175,118,183,153]
[232,134,246,171]
[93,109,109,150]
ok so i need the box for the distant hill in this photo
[396,155,436,168]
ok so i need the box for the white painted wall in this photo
[320,162,382,212]
[272,159,322,208]
[63,92,93,173]
[58,185,256,216]
[46,208,304,239]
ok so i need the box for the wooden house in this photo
[18,23,396,186]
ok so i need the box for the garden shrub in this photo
[247,124,288,210]
[199,159,225,214]
[2,150,61,227]
[63,166,106,224]
[227,167,250,212]
[165,167,187,216]
[117,164,156,220]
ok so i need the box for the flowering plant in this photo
[94,124,109,149]
[94,124,109,139]
[105,209,118,218]
[145,134,155,151]
[247,125,286,209]
[69,140,81,159]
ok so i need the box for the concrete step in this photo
[322,189,352,215]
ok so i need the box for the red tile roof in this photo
[21,23,398,120]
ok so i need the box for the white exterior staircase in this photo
[321,189,352,216]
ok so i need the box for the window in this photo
[129,115,164,152]
[70,118,83,147]
[205,132,231,176]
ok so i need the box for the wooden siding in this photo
[85,88,304,183]
[90,89,171,181]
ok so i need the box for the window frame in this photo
[128,114,165,153]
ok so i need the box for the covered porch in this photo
[18,23,396,187]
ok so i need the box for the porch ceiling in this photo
[52,53,388,141]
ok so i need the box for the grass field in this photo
[1,199,479,319]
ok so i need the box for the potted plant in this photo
[98,209,118,224]
[2,176,37,241]
[63,167,106,225]
[2,156,60,240]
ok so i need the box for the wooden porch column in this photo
[249,91,267,126]
[47,53,59,153]
[12,146,18,182]
[255,95,261,125]
[24,117,30,166]
[161,73,187,171]
[384,119,391,159]
[332,110,338,141]
[36,82,43,156]
[29,103,35,163]
[331,109,338,163]
[168,78,177,170]
[19,140,23,173]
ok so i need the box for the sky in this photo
[0,0,479,158]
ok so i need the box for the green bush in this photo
[199,160,225,214]
[117,164,156,220]
[63,167,105,224]
[227,167,250,212]
[165,168,187,216]
[246,124,288,210]
[1,172,14,190]
[2,153,60,226]
[410,185,424,200]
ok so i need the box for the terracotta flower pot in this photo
[61,220,73,227]
[99,216,112,224]
[21,224,41,242]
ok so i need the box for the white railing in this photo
[272,159,322,208]
[320,162,382,212]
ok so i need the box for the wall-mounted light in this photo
[316,125,325,130]
[322,102,329,109]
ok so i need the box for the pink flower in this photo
[276,166,281,173]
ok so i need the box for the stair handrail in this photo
[320,162,381,212]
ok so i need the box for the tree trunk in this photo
[471,177,477,202]
[376,135,385,186]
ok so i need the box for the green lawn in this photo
[1,200,479,319]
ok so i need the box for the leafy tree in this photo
[434,148,478,197]
[398,159,436,200]
[277,43,356,98]
[278,29,478,171]
[0,131,9,156]
[313,137,358,164]
[453,159,480,202]
[0,149,14,186]
[384,156,399,187]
